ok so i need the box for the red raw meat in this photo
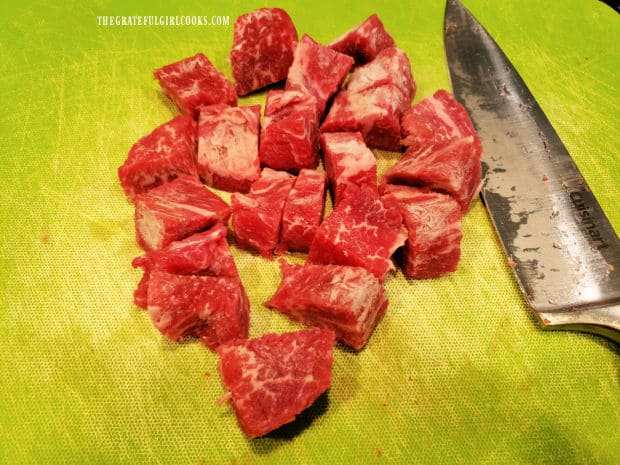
[275,169,327,254]
[134,174,231,251]
[231,168,296,258]
[307,184,407,282]
[345,47,414,103]
[230,8,298,96]
[321,47,414,151]
[118,115,197,200]
[265,261,388,349]
[321,85,405,151]
[217,327,335,438]
[131,223,241,309]
[285,34,354,117]
[259,89,320,171]
[400,89,479,149]
[381,136,482,212]
[381,185,462,278]
[147,271,249,350]
[321,132,377,207]
[196,103,261,193]
[328,14,395,64]
[154,53,237,118]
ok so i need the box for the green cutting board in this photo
[1,1,619,464]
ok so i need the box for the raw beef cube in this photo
[131,223,241,309]
[400,89,479,149]
[345,47,415,103]
[231,168,296,258]
[328,14,395,64]
[321,84,406,151]
[265,261,388,349]
[307,184,407,282]
[321,132,377,207]
[197,104,261,193]
[381,185,462,278]
[321,47,415,151]
[134,174,231,251]
[286,34,354,116]
[230,8,298,96]
[154,53,237,118]
[259,89,320,171]
[275,169,327,254]
[147,271,249,350]
[217,327,335,438]
[118,115,198,199]
[381,136,482,212]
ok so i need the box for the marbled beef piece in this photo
[381,185,462,278]
[231,168,296,259]
[286,34,354,117]
[345,47,415,103]
[381,136,482,212]
[321,84,406,151]
[259,89,320,171]
[154,53,237,118]
[265,261,388,349]
[328,14,395,64]
[275,169,327,254]
[400,89,479,149]
[131,223,241,309]
[321,47,414,151]
[118,115,198,200]
[217,327,335,438]
[147,271,249,351]
[196,104,261,193]
[307,184,407,282]
[230,8,298,96]
[134,174,231,251]
[320,132,377,207]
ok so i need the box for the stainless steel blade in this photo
[444,0,620,342]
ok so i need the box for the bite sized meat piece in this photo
[134,174,231,251]
[307,184,407,282]
[285,34,354,117]
[321,132,377,207]
[131,223,241,309]
[231,168,296,259]
[259,89,320,171]
[265,261,388,349]
[321,47,414,151]
[154,53,237,118]
[118,115,197,200]
[381,185,462,278]
[275,169,327,254]
[321,84,406,151]
[381,136,482,212]
[345,47,415,103]
[196,104,261,193]
[147,271,249,351]
[400,89,479,149]
[217,327,335,438]
[328,14,396,64]
[230,8,298,96]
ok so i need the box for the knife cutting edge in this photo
[443,0,620,343]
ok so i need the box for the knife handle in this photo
[538,303,620,344]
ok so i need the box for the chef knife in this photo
[443,0,620,342]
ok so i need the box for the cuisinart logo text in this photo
[569,190,609,251]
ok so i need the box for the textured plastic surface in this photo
[1,1,619,464]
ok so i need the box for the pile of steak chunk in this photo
[117,8,481,438]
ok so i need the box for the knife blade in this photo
[443,0,620,342]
